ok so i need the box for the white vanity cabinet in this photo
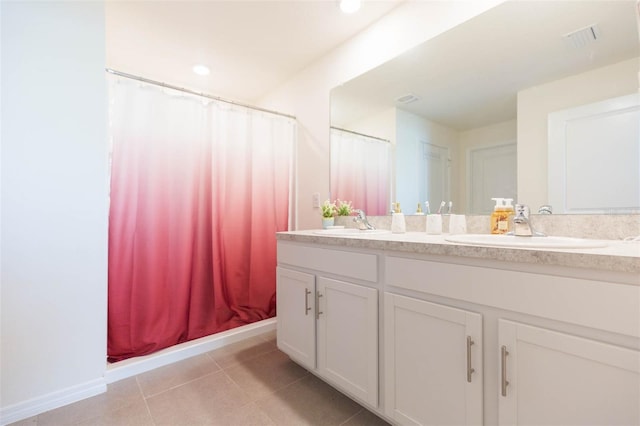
[276,233,640,426]
[276,267,316,370]
[384,293,483,425]
[386,254,640,426]
[498,320,640,426]
[317,276,378,406]
[276,241,379,407]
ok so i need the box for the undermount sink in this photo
[445,234,608,249]
[313,228,391,236]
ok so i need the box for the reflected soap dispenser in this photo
[391,202,406,234]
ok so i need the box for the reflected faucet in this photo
[353,209,376,230]
[538,205,553,214]
[512,204,545,237]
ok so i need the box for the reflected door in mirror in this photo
[469,143,517,214]
[549,93,640,214]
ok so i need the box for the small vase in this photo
[322,217,335,229]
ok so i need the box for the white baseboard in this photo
[1,318,277,425]
[104,317,277,383]
[0,378,106,426]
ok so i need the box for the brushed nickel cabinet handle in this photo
[304,288,311,316]
[501,345,510,397]
[466,336,475,383]
[316,291,323,319]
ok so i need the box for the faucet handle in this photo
[538,205,553,214]
[515,204,529,218]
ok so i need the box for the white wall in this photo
[260,0,506,229]
[1,2,108,422]
[344,107,397,144]
[517,57,639,209]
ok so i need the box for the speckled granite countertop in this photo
[277,231,640,274]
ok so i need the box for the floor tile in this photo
[258,329,277,344]
[207,335,277,369]
[341,408,391,426]
[224,349,308,401]
[136,353,221,397]
[18,331,388,426]
[255,374,363,426]
[76,400,154,426]
[37,377,143,425]
[208,402,277,426]
[146,369,251,425]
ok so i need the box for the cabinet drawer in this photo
[386,255,640,338]
[278,241,377,282]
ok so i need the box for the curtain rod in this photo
[105,68,296,120]
[331,126,390,143]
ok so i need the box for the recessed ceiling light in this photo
[192,65,210,76]
[340,0,361,14]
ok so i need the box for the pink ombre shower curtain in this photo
[107,78,294,361]
[330,128,390,215]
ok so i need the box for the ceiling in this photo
[331,0,640,131]
[105,0,403,103]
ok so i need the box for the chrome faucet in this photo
[353,209,376,230]
[512,204,545,237]
[538,205,553,214]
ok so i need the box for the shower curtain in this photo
[330,128,390,216]
[107,78,294,362]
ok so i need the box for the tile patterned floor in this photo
[12,331,390,426]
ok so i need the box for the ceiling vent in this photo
[564,24,601,49]
[396,94,420,104]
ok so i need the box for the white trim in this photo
[0,379,106,426]
[104,317,277,384]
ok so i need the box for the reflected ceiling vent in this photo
[564,24,601,49]
[396,93,420,104]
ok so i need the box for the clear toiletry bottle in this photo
[391,202,406,234]
[490,198,510,235]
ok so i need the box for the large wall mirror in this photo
[330,0,639,215]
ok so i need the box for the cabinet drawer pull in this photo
[304,288,311,315]
[501,345,510,397]
[466,336,475,383]
[316,291,323,319]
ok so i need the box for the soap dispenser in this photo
[391,202,406,234]
[490,198,510,235]
[504,198,515,233]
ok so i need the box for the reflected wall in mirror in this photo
[330,0,639,215]
[330,127,391,216]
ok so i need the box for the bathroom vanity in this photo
[276,231,640,425]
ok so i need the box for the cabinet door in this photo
[498,319,640,425]
[276,267,316,370]
[317,277,378,407]
[384,293,483,425]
